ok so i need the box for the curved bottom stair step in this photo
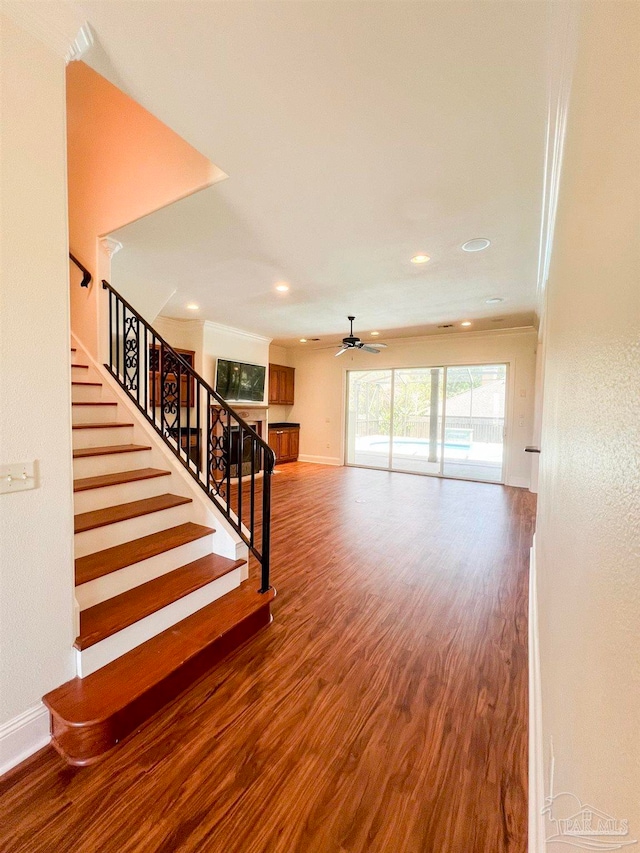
[43,582,275,766]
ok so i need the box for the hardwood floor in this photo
[0,463,535,853]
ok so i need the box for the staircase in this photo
[43,343,274,766]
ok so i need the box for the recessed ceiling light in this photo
[410,254,431,264]
[370,331,380,336]
[462,238,491,252]
[275,282,289,292]
[461,321,472,327]
[186,303,199,310]
[485,296,504,304]
[299,338,307,343]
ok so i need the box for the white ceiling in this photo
[76,0,550,346]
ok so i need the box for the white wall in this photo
[534,2,640,846]
[287,327,536,487]
[0,17,76,770]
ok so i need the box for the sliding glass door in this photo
[346,363,506,483]
[442,364,506,482]
[346,370,392,470]
[391,368,444,475]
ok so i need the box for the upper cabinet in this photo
[269,363,295,406]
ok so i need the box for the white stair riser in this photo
[72,405,119,425]
[75,567,242,677]
[71,385,104,403]
[73,474,173,514]
[76,534,215,609]
[74,501,195,557]
[73,450,153,479]
[72,425,134,449]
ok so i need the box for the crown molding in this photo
[536,1,580,310]
[2,1,93,63]
[204,320,272,345]
[100,237,123,259]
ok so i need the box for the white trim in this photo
[506,476,530,489]
[536,1,579,309]
[2,2,93,63]
[297,454,342,467]
[0,703,50,778]
[529,535,545,853]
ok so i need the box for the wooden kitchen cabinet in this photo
[269,364,295,406]
[268,424,300,464]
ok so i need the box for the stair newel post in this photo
[237,423,243,531]
[260,447,273,594]
[115,294,121,380]
[143,324,148,416]
[225,408,231,516]
[107,286,113,371]
[177,357,182,465]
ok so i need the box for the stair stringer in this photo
[70,333,249,571]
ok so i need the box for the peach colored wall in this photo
[66,61,225,356]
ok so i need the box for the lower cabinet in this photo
[268,425,299,464]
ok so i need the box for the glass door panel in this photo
[346,370,392,469]
[391,367,444,474]
[442,364,506,482]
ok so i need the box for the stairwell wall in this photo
[66,61,225,360]
[0,16,75,769]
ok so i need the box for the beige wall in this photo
[66,61,222,357]
[535,1,640,846]
[0,17,75,735]
[286,328,537,487]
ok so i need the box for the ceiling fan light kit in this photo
[335,316,388,357]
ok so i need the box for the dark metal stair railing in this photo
[101,280,275,594]
[69,252,92,288]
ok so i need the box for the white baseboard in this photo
[297,454,342,466]
[507,476,531,489]
[529,534,545,853]
[0,703,50,777]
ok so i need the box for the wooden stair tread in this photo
[73,444,152,459]
[72,401,117,407]
[75,522,215,585]
[72,381,101,386]
[75,553,246,650]
[74,494,192,534]
[71,364,89,369]
[72,422,133,430]
[43,583,275,765]
[74,468,170,493]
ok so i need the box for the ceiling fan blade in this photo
[373,342,388,348]
[360,345,381,354]
[335,346,349,357]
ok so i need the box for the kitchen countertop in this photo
[268,422,300,429]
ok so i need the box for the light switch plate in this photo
[0,461,38,494]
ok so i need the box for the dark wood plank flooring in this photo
[0,463,535,853]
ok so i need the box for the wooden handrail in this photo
[69,252,92,288]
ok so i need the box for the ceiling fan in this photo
[335,316,388,357]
